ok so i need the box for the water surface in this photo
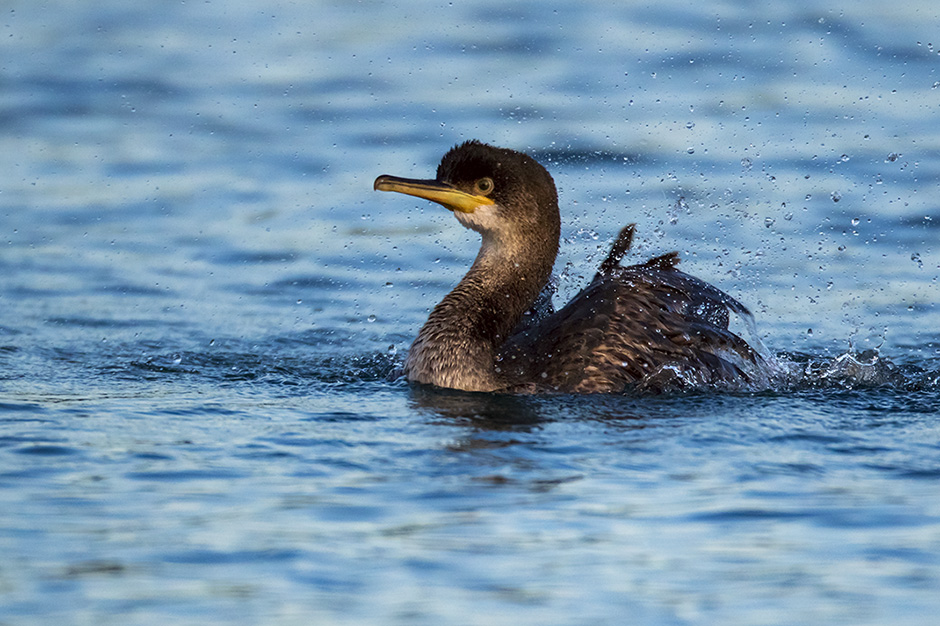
[1,1,939,624]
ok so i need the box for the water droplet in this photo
[686,147,695,154]
[575,228,599,241]
[741,157,753,170]
[911,252,923,268]
[764,218,775,228]
[885,152,901,162]
[839,154,850,162]
[784,212,793,221]
[686,121,695,129]
[807,328,813,335]
[850,217,860,226]
[831,191,841,202]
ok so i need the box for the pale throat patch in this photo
[453,202,502,233]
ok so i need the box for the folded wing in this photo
[499,225,767,393]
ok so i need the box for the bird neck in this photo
[405,231,557,391]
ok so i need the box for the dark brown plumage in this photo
[374,141,772,393]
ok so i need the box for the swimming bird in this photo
[374,140,772,393]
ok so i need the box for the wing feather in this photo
[499,261,765,393]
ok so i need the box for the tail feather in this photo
[596,224,636,277]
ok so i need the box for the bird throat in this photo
[403,235,554,392]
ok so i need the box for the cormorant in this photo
[374,140,772,393]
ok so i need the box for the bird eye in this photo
[475,177,494,195]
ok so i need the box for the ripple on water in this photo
[12,444,80,456]
[0,402,46,416]
[125,468,247,482]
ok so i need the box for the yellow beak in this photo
[373,175,494,214]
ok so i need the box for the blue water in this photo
[2,1,940,624]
